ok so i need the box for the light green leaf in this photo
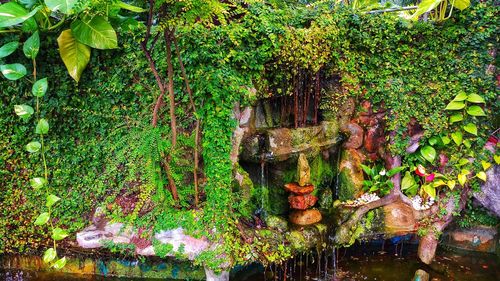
[457,158,469,166]
[466,105,486,117]
[46,194,60,207]
[360,164,374,177]
[476,171,486,182]
[452,0,470,10]
[116,1,146,12]
[43,248,57,263]
[422,184,436,199]
[428,136,440,146]
[36,118,49,135]
[71,15,118,49]
[52,257,67,269]
[463,123,477,135]
[57,29,91,82]
[449,114,463,123]
[52,227,69,240]
[14,104,34,119]
[44,0,78,14]
[30,177,47,189]
[0,2,41,28]
[401,171,417,190]
[0,63,27,80]
[34,212,49,225]
[411,0,443,20]
[463,139,471,148]
[32,78,48,97]
[445,101,465,110]
[466,93,485,103]
[420,145,436,163]
[26,141,41,153]
[453,92,468,102]
[0,42,19,58]
[441,136,451,145]
[23,31,39,59]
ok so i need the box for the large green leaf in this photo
[23,31,39,59]
[453,0,470,10]
[466,93,485,103]
[445,101,465,110]
[57,29,91,82]
[463,123,477,135]
[71,15,118,49]
[32,78,48,97]
[0,2,40,28]
[0,63,27,80]
[44,0,78,14]
[466,105,486,116]
[0,42,19,58]
[420,145,436,163]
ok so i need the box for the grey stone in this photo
[474,165,500,217]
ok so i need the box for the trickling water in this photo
[258,156,268,217]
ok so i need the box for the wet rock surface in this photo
[442,225,498,253]
[284,183,314,195]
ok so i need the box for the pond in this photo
[1,242,499,281]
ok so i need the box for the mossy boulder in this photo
[338,148,364,201]
[264,215,289,232]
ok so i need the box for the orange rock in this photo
[288,194,318,210]
[284,183,314,195]
[289,209,322,226]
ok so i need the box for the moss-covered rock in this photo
[338,148,364,201]
[264,215,289,232]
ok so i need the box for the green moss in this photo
[338,170,356,201]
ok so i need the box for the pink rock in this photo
[343,122,364,149]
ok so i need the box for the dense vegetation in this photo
[1,0,498,270]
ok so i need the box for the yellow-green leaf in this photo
[481,161,491,171]
[445,101,465,110]
[57,29,91,82]
[476,171,486,182]
[494,155,500,165]
[458,174,467,186]
[451,131,462,146]
[447,180,456,190]
[463,123,477,136]
[466,105,486,117]
[452,0,470,10]
[466,93,485,103]
[423,184,436,199]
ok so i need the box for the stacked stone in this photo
[285,154,322,226]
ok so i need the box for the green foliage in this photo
[458,205,499,228]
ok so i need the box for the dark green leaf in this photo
[23,31,39,59]
[420,145,436,163]
[0,42,19,58]
[32,78,48,97]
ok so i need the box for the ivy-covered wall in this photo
[0,0,498,268]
